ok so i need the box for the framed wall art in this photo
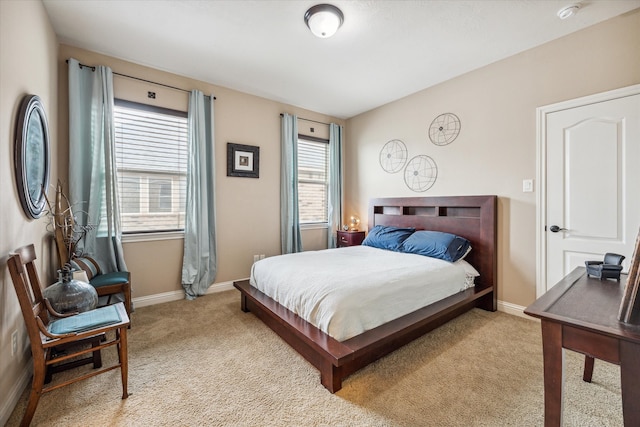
[227,143,259,178]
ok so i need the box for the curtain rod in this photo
[280,113,330,126]
[67,60,216,99]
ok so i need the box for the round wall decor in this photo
[404,155,437,192]
[429,113,461,146]
[379,139,408,173]
[14,94,50,219]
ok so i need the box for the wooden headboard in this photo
[369,195,497,306]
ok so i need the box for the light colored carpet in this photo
[7,290,623,426]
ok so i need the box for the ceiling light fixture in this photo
[304,4,344,38]
[557,3,581,19]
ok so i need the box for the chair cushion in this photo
[49,304,122,335]
[90,271,130,288]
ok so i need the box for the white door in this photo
[543,90,640,292]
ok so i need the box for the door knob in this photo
[549,225,568,233]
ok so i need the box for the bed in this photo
[233,195,497,392]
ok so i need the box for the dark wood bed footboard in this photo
[236,280,353,391]
[235,195,497,392]
[235,279,494,392]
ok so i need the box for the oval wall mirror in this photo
[15,94,50,219]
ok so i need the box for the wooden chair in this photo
[7,244,129,426]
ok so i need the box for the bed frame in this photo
[234,195,497,392]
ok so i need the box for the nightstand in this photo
[337,230,365,247]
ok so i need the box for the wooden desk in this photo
[524,267,640,426]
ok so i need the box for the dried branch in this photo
[43,180,96,264]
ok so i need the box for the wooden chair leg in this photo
[118,327,130,399]
[123,284,132,317]
[122,284,132,328]
[44,349,54,384]
[92,338,103,369]
[22,362,46,426]
[583,355,595,382]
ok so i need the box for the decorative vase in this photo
[43,265,98,314]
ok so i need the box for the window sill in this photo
[122,230,184,243]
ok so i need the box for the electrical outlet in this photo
[12,330,18,357]
[253,255,259,263]
[259,254,265,260]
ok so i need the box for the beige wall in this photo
[345,9,640,308]
[57,45,345,300]
[0,1,59,423]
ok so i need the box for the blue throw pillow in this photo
[362,225,415,251]
[400,230,471,262]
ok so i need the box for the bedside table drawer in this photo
[337,231,365,247]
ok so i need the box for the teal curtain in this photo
[182,90,217,300]
[280,113,302,253]
[327,123,343,248]
[68,58,127,273]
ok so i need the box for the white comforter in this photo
[250,245,470,341]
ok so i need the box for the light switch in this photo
[522,179,534,193]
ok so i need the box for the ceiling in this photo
[42,0,639,119]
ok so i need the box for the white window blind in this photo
[114,100,188,233]
[298,137,329,224]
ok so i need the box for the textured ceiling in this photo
[43,0,639,119]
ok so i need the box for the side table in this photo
[337,230,365,247]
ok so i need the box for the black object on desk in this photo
[585,252,625,280]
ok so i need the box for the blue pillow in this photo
[362,225,415,251]
[400,230,471,262]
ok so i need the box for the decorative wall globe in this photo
[429,113,460,146]
[379,139,408,173]
[404,155,438,192]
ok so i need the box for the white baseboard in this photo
[0,363,32,426]
[132,279,240,308]
[497,300,533,320]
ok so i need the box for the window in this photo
[114,100,188,233]
[298,137,329,224]
[149,179,172,213]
